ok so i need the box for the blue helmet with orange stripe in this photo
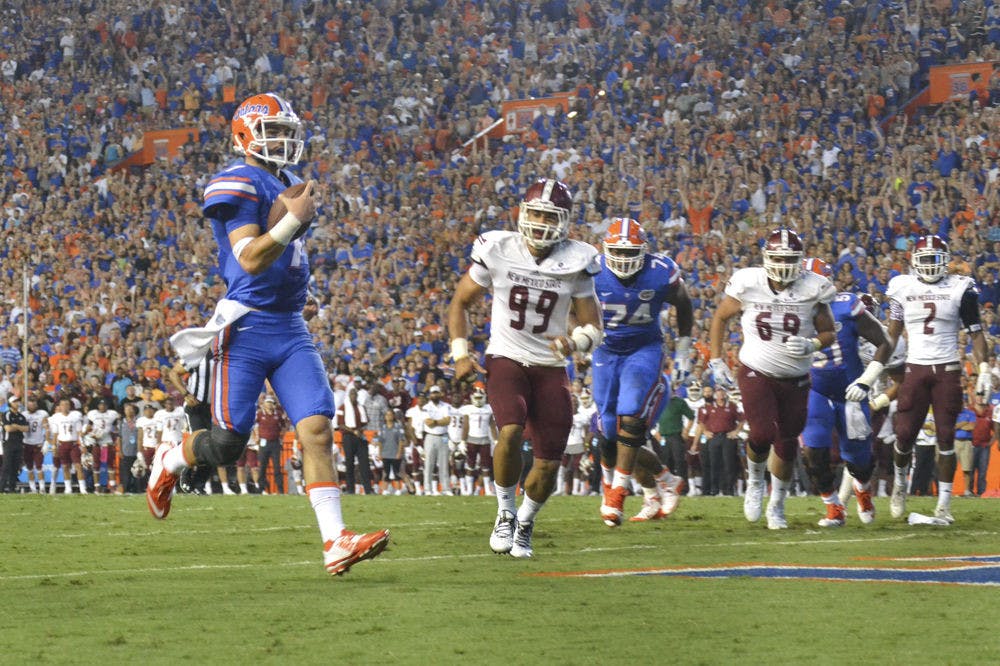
[231,92,304,168]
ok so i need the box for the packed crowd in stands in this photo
[1,0,1000,493]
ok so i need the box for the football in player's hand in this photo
[267,183,312,240]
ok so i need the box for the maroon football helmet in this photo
[518,178,573,249]
[763,228,804,284]
[911,234,949,282]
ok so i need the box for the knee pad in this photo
[193,427,249,467]
[616,416,647,449]
[845,460,874,485]
[802,447,834,490]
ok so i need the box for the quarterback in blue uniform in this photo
[593,218,693,526]
[148,92,388,576]
[800,259,892,527]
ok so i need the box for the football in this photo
[266,182,312,241]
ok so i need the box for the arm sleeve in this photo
[959,287,983,332]
[888,298,904,321]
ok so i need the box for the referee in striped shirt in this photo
[168,352,216,493]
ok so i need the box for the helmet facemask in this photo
[764,250,802,284]
[238,113,304,168]
[518,201,569,249]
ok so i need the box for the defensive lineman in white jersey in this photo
[449,177,603,558]
[885,235,992,524]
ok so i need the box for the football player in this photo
[591,218,692,525]
[885,235,993,523]
[48,398,88,494]
[709,228,837,529]
[22,396,49,494]
[798,259,893,527]
[458,383,497,496]
[555,392,590,497]
[85,398,120,493]
[151,92,388,575]
[449,178,603,558]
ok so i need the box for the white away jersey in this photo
[49,411,85,443]
[565,408,591,455]
[447,405,465,443]
[154,406,187,444]
[87,409,120,442]
[24,409,49,445]
[469,230,600,367]
[725,267,837,378]
[886,274,976,365]
[136,415,160,448]
[459,403,494,442]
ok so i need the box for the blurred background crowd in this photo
[1,0,999,494]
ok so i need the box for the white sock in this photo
[495,483,517,514]
[239,483,248,494]
[692,476,702,494]
[163,444,189,475]
[877,479,887,495]
[893,464,908,486]
[27,479,36,492]
[516,494,544,524]
[642,486,659,501]
[611,469,631,490]
[937,481,953,510]
[770,476,790,505]
[78,480,87,493]
[600,464,614,487]
[821,491,843,506]
[853,478,870,493]
[308,485,346,543]
[65,481,73,493]
[748,459,767,483]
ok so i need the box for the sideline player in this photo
[459,383,497,496]
[592,218,692,526]
[448,178,603,558]
[49,398,88,494]
[151,92,388,575]
[85,398,120,493]
[798,259,892,527]
[885,235,992,523]
[22,396,49,493]
[709,228,837,529]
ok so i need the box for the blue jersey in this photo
[810,292,867,400]
[594,253,681,355]
[202,161,308,312]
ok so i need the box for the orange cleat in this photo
[855,486,876,524]
[323,529,391,576]
[817,502,846,528]
[146,445,179,520]
[600,486,627,527]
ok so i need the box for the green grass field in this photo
[3,493,1000,665]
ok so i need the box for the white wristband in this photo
[570,323,602,353]
[855,360,885,387]
[450,338,469,361]
[267,211,302,246]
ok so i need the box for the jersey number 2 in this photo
[509,286,557,333]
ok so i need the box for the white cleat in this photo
[510,520,534,558]
[489,510,517,554]
[890,481,907,519]
[765,500,788,530]
[744,480,765,522]
[657,477,684,516]
[628,496,665,522]
[933,507,955,524]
